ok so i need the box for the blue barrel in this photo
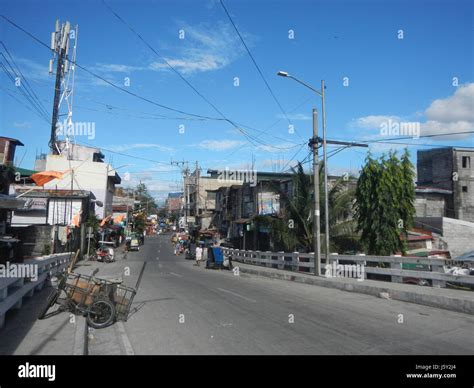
[212,247,224,264]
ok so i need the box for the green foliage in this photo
[135,183,158,214]
[269,162,358,253]
[86,215,101,250]
[354,149,415,255]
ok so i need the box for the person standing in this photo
[195,245,203,266]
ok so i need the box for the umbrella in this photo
[30,170,67,186]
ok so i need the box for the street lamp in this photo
[277,70,330,275]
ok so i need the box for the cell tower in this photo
[48,19,79,156]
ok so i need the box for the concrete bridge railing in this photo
[0,252,73,328]
[222,248,474,290]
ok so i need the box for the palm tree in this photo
[269,162,357,253]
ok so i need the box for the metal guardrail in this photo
[222,248,474,289]
[0,252,73,328]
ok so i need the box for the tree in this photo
[354,149,415,255]
[268,162,357,253]
[134,183,158,214]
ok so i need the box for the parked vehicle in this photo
[90,242,115,263]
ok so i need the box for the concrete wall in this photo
[453,150,474,222]
[10,225,52,258]
[415,194,446,217]
[414,216,474,258]
[417,148,453,191]
[441,217,474,259]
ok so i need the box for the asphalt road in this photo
[88,234,474,355]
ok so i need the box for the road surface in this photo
[86,234,474,355]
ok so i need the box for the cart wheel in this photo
[38,289,60,319]
[86,299,115,329]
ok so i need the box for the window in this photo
[462,186,468,193]
[462,156,471,169]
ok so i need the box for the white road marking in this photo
[216,287,257,303]
[169,272,182,277]
[115,321,135,355]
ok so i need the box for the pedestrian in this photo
[195,244,203,266]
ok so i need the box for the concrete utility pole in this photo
[321,80,329,262]
[171,160,189,224]
[195,161,200,220]
[312,109,322,276]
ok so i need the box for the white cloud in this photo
[352,83,474,141]
[353,115,401,129]
[421,83,474,138]
[13,121,31,128]
[94,22,247,76]
[276,113,312,121]
[425,84,474,123]
[256,142,299,153]
[107,143,174,153]
[92,63,146,73]
[198,139,245,151]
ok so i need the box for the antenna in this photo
[48,20,78,157]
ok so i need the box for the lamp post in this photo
[277,71,330,273]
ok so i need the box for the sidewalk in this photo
[235,262,474,315]
[0,283,87,355]
[0,251,125,356]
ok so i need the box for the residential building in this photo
[165,192,183,216]
[186,170,244,230]
[0,137,25,263]
[417,147,474,221]
[37,142,121,219]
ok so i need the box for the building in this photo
[186,170,245,230]
[37,142,121,219]
[165,192,183,216]
[208,170,294,250]
[417,147,474,222]
[9,188,95,258]
[0,137,25,263]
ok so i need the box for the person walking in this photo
[195,244,203,266]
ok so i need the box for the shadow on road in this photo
[128,297,175,319]
[0,285,58,354]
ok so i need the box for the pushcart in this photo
[38,263,147,329]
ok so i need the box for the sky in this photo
[1,0,473,203]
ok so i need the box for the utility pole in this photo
[312,108,321,276]
[49,20,71,154]
[171,160,189,226]
[321,80,330,262]
[195,161,200,222]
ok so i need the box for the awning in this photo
[234,218,251,224]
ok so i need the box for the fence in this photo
[222,248,474,290]
[0,252,72,328]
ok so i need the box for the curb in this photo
[237,264,474,315]
[73,316,88,355]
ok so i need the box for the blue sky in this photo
[1,0,473,203]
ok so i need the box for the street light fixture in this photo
[277,70,330,275]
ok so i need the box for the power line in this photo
[0,84,50,123]
[219,0,298,135]
[0,61,50,122]
[0,41,50,118]
[0,14,226,122]
[100,1,280,149]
